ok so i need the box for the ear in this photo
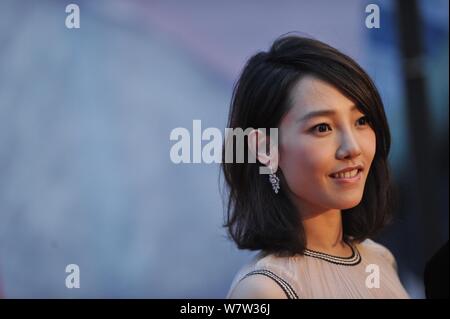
[248,129,279,173]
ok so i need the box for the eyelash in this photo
[310,116,370,134]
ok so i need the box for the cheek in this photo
[279,138,332,190]
[361,130,377,162]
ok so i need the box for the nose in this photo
[336,130,362,160]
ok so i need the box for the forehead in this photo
[288,75,356,117]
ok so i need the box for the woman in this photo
[222,35,409,299]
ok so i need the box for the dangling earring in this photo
[268,167,280,194]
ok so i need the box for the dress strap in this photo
[241,269,298,299]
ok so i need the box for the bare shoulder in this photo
[228,273,288,299]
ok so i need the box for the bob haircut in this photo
[222,35,394,257]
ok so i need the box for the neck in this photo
[302,209,346,251]
[292,197,349,255]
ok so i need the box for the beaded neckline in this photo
[303,241,361,266]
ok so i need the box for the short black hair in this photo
[222,35,394,257]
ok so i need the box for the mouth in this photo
[328,168,363,183]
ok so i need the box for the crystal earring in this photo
[268,167,280,194]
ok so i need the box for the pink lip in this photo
[329,169,362,185]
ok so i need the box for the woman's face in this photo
[278,75,376,217]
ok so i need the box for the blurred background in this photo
[0,0,447,298]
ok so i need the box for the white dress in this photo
[226,239,410,299]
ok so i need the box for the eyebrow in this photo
[297,105,359,122]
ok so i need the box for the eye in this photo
[311,123,332,134]
[356,116,370,126]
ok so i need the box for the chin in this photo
[340,203,361,210]
[334,197,363,210]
